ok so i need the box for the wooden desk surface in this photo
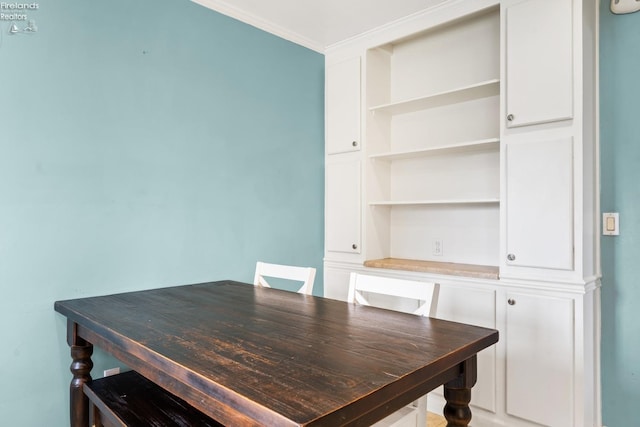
[55,281,498,426]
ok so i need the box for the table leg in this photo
[443,356,477,427]
[67,320,93,427]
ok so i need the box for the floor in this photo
[427,411,447,427]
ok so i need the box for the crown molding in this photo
[190,0,325,53]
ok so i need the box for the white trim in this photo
[190,0,325,53]
[325,0,499,54]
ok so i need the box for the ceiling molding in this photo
[190,0,325,53]
[324,0,492,53]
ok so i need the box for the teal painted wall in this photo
[0,0,324,424]
[600,3,640,426]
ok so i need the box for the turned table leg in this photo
[67,320,93,427]
[443,356,477,427]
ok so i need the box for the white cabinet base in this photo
[325,261,600,427]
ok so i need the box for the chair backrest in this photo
[347,272,439,317]
[253,261,317,295]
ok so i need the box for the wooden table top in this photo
[55,280,498,426]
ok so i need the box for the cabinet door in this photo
[326,57,361,154]
[323,266,351,301]
[505,0,573,127]
[505,137,573,270]
[326,159,361,255]
[429,285,496,413]
[505,292,574,426]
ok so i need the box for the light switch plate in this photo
[603,212,619,235]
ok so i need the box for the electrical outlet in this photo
[433,239,443,256]
[103,367,120,377]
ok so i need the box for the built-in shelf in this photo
[364,258,500,280]
[369,79,500,115]
[359,11,501,281]
[370,138,500,161]
[369,198,500,206]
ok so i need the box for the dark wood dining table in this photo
[54,280,498,427]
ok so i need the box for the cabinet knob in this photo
[352,141,358,147]
[508,299,516,306]
[352,244,358,250]
[507,253,516,261]
[507,114,515,122]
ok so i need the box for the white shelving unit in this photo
[324,1,600,425]
[364,6,500,268]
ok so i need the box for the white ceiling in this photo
[191,0,448,52]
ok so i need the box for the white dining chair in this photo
[347,272,440,427]
[253,261,316,295]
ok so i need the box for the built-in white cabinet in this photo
[323,264,352,301]
[428,283,497,414]
[364,6,501,269]
[504,0,573,127]
[326,57,361,155]
[505,291,574,426]
[504,137,574,271]
[325,159,361,255]
[324,0,599,426]
[500,0,598,284]
[325,55,363,261]
[323,266,593,427]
